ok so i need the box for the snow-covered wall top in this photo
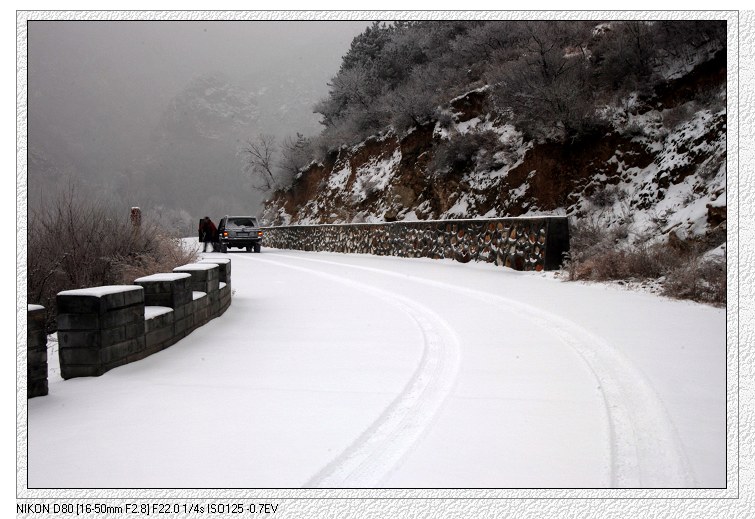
[51,262,232,383]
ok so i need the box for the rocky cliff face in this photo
[262,50,726,248]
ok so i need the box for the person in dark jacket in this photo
[198,216,218,252]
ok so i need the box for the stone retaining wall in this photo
[49,260,232,382]
[262,217,569,271]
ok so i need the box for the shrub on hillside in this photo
[662,101,700,130]
[27,189,198,332]
[427,130,503,177]
[565,217,726,306]
[303,20,725,168]
[588,185,626,209]
[663,256,726,306]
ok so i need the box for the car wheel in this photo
[254,243,261,253]
[220,243,227,253]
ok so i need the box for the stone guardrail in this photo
[27,304,48,398]
[262,217,569,271]
[26,258,232,394]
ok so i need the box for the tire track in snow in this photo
[269,252,697,488]
[234,253,461,488]
[511,305,697,488]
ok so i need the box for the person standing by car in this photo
[198,216,218,252]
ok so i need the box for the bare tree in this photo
[380,64,445,132]
[590,21,661,95]
[279,133,312,179]
[240,133,314,193]
[240,133,278,192]
[488,21,598,141]
[28,185,197,332]
[313,64,384,134]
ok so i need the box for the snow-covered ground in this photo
[27,243,725,489]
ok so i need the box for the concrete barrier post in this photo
[143,307,175,356]
[134,272,192,308]
[56,286,145,379]
[173,263,220,294]
[27,305,48,397]
[173,263,220,330]
[198,258,232,316]
[134,272,196,353]
[198,258,231,286]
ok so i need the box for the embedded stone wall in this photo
[53,260,232,382]
[262,217,569,271]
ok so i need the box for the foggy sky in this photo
[26,20,371,220]
[27,20,368,150]
[28,20,370,135]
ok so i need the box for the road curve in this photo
[28,246,723,489]
[242,254,462,488]
[255,251,696,488]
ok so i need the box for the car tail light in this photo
[258,231,264,237]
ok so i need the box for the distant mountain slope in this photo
[156,73,260,141]
[135,73,264,224]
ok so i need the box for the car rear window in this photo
[228,217,257,227]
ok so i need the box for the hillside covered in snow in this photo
[263,21,725,240]
[258,20,726,303]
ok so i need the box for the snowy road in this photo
[27,247,726,489]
